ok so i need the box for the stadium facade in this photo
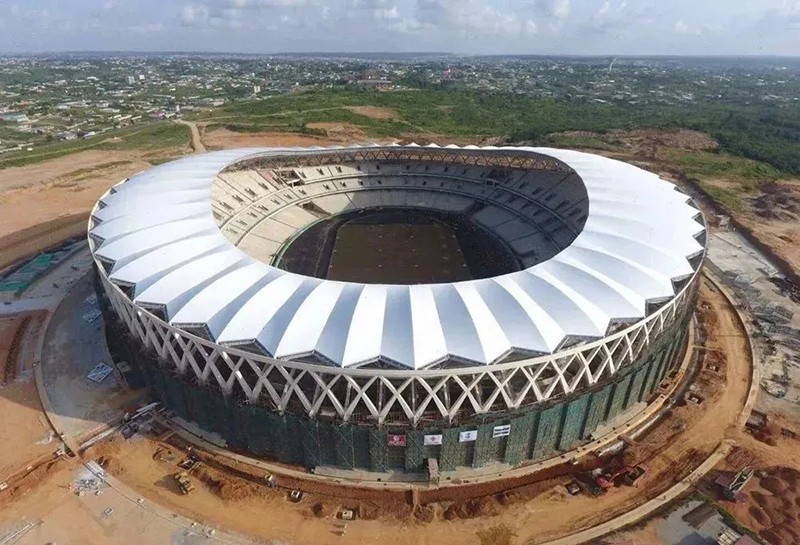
[90,145,706,475]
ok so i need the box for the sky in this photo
[0,0,798,56]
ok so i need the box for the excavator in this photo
[595,465,647,490]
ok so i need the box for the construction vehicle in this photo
[595,465,647,490]
[565,480,581,496]
[178,458,200,472]
[715,467,754,501]
[576,472,603,496]
[174,472,195,495]
[623,465,647,486]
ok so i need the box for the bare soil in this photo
[728,467,800,545]
[0,149,166,260]
[0,316,27,384]
[201,127,364,150]
[306,122,367,141]
[0,214,89,270]
[618,128,718,155]
[397,133,506,147]
[0,457,68,508]
[344,106,398,120]
[739,179,800,274]
[0,314,57,477]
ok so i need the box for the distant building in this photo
[127,76,136,85]
[355,79,392,89]
[0,111,28,123]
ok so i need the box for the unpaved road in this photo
[176,119,206,153]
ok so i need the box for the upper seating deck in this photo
[213,159,588,268]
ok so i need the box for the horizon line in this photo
[1,50,799,59]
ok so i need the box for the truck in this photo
[174,472,195,495]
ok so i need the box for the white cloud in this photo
[587,0,634,34]
[674,19,691,34]
[412,0,534,36]
[181,4,211,25]
[1,0,799,56]
[128,22,168,33]
[535,0,571,20]
[391,18,435,34]
[230,0,316,7]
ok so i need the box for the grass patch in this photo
[662,149,784,211]
[97,123,191,151]
[69,160,132,180]
[0,133,117,169]
[543,133,625,152]
[697,181,744,210]
[0,122,189,169]
[147,154,190,166]
[662,149,782,183]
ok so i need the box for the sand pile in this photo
[745,467,800,545]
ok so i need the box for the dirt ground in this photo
[306,122,368,141]
[397,133,508,147]
[0,315,59,478]
[0,150,166,264]
[738,179,800,274]
[344,106,399,120]
[732,466,800,545]
[201,126,371,150]
[694,416,800,545]
[327,223,471,283]
[0,316,26,384]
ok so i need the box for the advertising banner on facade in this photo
[459,430,478,442]
[423,434,443,446]
[492,424,511,438]
[388,434,407,447]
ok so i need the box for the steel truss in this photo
[99,269,698,427]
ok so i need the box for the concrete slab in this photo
[40,272,137,441]
[707,226,800,413]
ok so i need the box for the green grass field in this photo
[0,122,190,169]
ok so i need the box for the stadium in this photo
[89,144,706,477]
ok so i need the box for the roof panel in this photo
[89,146,705,369]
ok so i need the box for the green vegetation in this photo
[68,160,133,180]
[198,88,800,176]
[696,182,746,211]
[0,122,190,169]
[0,123,32,146]
[541,133,625,152]
[663,149,782,185]
[661,149,784,210]
[97,123,191,151]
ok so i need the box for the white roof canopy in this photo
[90,146,705,370]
